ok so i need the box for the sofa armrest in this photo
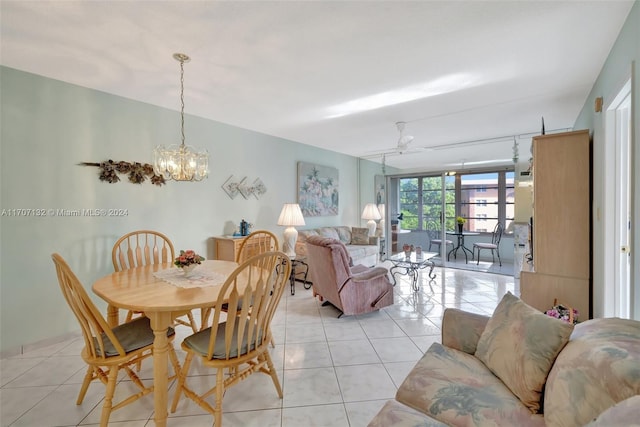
[441,308,490,355]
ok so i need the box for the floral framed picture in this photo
[298,162,339,216]
[251,178,267,199]
[222,175,240,199]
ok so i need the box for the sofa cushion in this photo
[317,227,340,241]
[441,308,490,355]
[367,400,448,427]
[396,342,545,426]
[351,227,370,245]
[475,292,574,413]
[544,318,640,427]
[582,395,640,427]
[346,244,377,263]
[334,226,352,243]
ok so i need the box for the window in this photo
[397,170,514,233]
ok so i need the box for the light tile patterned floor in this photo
[0,264,517,427]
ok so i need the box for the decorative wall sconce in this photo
[222,175,267,199]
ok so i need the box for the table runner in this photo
[153,266,227,288]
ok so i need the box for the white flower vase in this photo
[182,264,197,278]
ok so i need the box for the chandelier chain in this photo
[152,53,209,182]
[179,59,186,147]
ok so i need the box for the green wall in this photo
[0,66,380,354]
[573,1,639,318]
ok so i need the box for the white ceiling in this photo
[1,1,634,172]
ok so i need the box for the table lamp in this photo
[277,203,305,258]
[362,203,382,237]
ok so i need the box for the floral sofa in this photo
[368,293,640,427]
[295,226,379,280]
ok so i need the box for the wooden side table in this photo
[211,235,247,261]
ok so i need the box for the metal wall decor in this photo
[79,160,166,186]
[222,175,267,199]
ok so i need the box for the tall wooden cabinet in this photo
[520,129,591,319]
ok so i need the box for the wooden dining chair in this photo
[201,230,280,330]
[472,222,504,266]
[51,253,182,427]
[112,230,198,333]
[170,251,291,426]
[235,230,279,263]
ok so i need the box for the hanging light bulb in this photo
[153,53,209,182]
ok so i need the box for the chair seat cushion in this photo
[474,243,497,249]
[431,239,453,245]
[183,317,264,359]
[97,316,175,357]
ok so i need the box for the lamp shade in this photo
[277,204,305,227]
[362,203,381,237]
[361,203,381,221]
[277,203,305,258]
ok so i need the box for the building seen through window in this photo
[398,170,514,234]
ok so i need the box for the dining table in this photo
[446,231,480,263]
[92,259,239,427]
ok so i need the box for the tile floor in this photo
[1,264,517,427]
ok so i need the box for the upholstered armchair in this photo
[305,235,394,317]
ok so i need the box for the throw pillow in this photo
[351,227,370,245]
[474,292,574,413]
[317,227,340,240]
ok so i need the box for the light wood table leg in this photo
[149,311,172,427]
[106,304,119,328]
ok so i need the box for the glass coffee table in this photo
[388,251,437,292]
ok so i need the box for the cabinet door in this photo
[521,271,589,321]
[213,237,244,261]
[532,130,590,279]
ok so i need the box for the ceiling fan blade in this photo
[398,135,414,146]
[396,121,414,148]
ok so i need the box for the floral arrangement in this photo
[174,250,205,268]
[456,216,466,224]
[545,302,578,324]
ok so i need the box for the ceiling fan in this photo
[394,121,415,154]
[361,121,427,159]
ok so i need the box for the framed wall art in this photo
[297,162,339,216]
[375,174,385,205]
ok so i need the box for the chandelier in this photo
[153,53,209,182]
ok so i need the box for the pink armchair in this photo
[305,235,394,317]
